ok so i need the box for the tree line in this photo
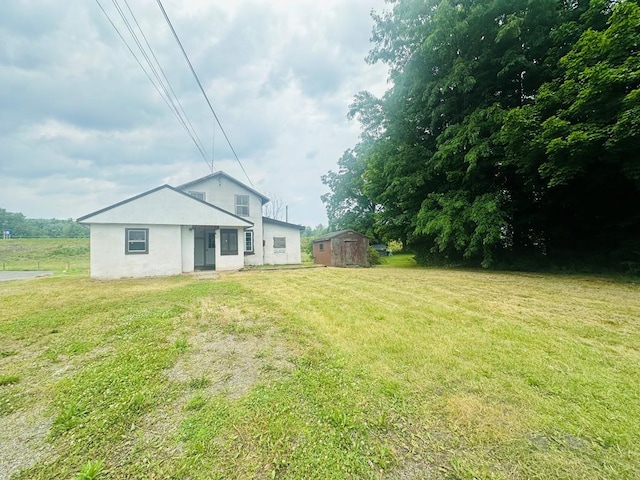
[0,207,89,238]
[322,0,639,271]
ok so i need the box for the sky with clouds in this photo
[0,0,389,227]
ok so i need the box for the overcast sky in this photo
[0,0,389,227]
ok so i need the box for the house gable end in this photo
[176,171,270,205]
[78,185,252,227]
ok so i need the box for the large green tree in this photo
[323,0,639,269]
[321,145,380,239]
[504,0,640,261]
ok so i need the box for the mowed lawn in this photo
[1,261,639,479]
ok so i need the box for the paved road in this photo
[0,271,53,282]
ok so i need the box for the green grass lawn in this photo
[0,251,639,479]
[0,238,89,273]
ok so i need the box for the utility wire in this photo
[95,0,212,169]
[156,0,254,188]
[110,0,211,170]
[121,0,213,172]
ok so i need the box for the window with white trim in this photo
[273,237,286,249]
[125,228,148,254]
[235,195,249,216]
[220,229,238,255]
[245,231,254,253]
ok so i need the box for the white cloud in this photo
[0,0,389,226]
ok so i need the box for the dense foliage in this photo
[323,0,640,270]
[300,224,329,260]
[0,207,88,238]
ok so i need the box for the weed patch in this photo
[0,375,20,386]
[73,459,104,480]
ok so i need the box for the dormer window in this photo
[188,191,205,201]
[235,195,249,216]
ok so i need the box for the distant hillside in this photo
[0,207,88,238]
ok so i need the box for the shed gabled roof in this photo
[176,171,270,205]
[77,184,253,227]
[312,230,369,243]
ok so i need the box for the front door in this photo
[194,227,216,270]
[204,229,215,268]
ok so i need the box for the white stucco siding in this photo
[250,223,264,265]
[184,176,262,221]
[180,176,265,265]
[263,222,302,265]
[181,226,194,273]
[83,187,251,228]
[215,227,246,271]
[243,228,262,267]
[89,224,183,279]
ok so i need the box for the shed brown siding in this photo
[313,241,332,266]
[312,230,370,267]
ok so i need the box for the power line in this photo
[110,0,212,171]
[95,0,212,170]
[155,0,255,188]
[121,0,213,172]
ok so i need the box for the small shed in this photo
[312,230,370,267]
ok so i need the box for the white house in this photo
[77,172,304,279]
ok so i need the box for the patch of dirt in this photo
[108,318,296,475]
[166,299,296,400]
[0,406,52,480]
[528,432,591,451]
[0,342,118,479]
[167,326,294,399]
[108,304,296,475]
[385,459,448,480]
[382,423,456,480]
[0,300,295,479]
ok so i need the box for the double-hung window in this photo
[245,231,254,253]
[125,228,148,254]
[235,195,249,216]
[220,229,238,255]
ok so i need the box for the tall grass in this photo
[0,238,89,273]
